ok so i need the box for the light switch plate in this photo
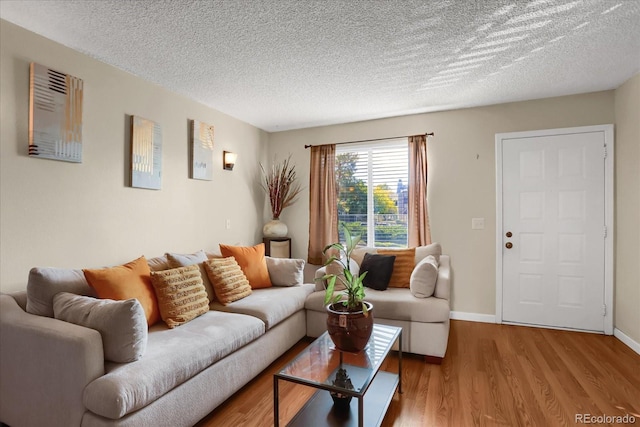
[472,218,485,230]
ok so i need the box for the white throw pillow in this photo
[410,255,439,298]
[265,257,305,286]
[53,292,148,363]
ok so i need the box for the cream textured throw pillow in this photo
[203,257,252,305]
[166,250,216,303]
[410,255,439,298]
[53,292,148,362]
[265,257,305,286]
[150,265,210,328]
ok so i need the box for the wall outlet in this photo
[225,219,231,229]
[472,218,485,230]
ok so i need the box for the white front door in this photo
[496,126,613,333]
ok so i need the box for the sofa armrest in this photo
[0,294,105,427]
[434,255,451,302]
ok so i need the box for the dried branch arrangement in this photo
[260,155,303,219]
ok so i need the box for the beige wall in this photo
[2,20,637,345]
[613,73,640,344]
[268,91,616,317]
[0,20,268,292]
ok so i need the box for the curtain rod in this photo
[304,132,434,149]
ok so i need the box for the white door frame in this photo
[495,125,614,335]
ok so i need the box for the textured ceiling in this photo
[1,0,639,132]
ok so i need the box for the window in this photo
[335,138,408,248]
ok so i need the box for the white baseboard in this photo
[450,311,496,323]
[614,328,640,355]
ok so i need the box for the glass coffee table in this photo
[274,324,402,427]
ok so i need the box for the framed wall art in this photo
[28,62,84,162]
[190,119,215,180]
[130,115,162,190]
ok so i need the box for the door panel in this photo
[501,131,605,332]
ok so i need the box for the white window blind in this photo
[335,138,409,248]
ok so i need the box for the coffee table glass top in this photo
[277,324,401,396]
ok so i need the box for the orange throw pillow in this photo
[83,256,160,326]
[377,248,416,288]
[219,243,272,289]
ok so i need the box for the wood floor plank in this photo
[196,321,640,427]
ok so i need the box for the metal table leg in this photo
[273,376,279,427]
[399,330,403,394]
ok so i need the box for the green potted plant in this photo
[322,225,374,352]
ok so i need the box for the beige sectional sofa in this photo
[0,247,451,427]
[306,245,451,361]
[0,255,315,427]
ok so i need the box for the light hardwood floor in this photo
[196,320,640,426]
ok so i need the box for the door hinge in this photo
[602,304,607,316]
[604,145,607,159]
[604,225,608,238]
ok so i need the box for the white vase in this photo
[263,219,288,238]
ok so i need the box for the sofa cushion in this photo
[150,265,210,328]
[203,257,252,304]
[83,256,160,326]
[53,292,148,363]
[377,248,415,288]
[26,267,95,317]
[210,283,315,330]
[83,310,265,419]
[166,250,216,303]
[219,243,272,289]
[410,255,439,298]
[305,289,449,323]
[360,253,395,291]
[265,257,305,287]
[351,242,442,266]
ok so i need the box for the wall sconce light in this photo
[223,151,237,171]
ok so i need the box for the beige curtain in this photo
[408,135,431,247]
[308,144,338,264]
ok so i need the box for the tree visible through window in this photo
[335,139,408,247]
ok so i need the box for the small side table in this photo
[263,237,291,258]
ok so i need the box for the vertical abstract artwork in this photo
[190,120,215,180]
[130,116,162,190]
[29,63,83,162]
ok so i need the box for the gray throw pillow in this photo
[265,257,305,286]
[410,255,439,298]
[27,267,95,317]
[53,292,148,363]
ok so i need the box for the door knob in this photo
[506,231,512,238]
[505,242,513,249]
